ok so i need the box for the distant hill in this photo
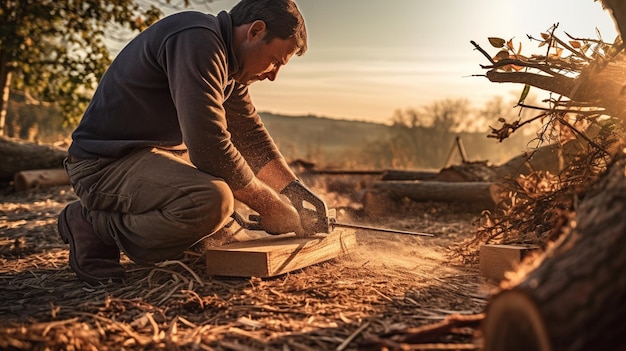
[259,112,394,165]
[259,112,530,169]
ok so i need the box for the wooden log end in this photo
[482,290,552,351]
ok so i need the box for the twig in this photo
[543,30,591,61]
[144,312,160,341]
[40,317,80,336]
[555,115,610,155]
[156,260,205,286]
[470,40,495,64]
[336,320,371,351]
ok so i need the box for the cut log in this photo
[372,180,498,207]
[13,168,69,191]
[482,290,552,351]
[481,156,626,351]
[381,169,438,181]
[204,229,357,277]
[0,136,67,181]
[437,161,498,182]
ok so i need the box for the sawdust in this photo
[0,182,489,350]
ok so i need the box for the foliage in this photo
[0,0,210,128]
[6,92,70,142]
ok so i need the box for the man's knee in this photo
[195,180,234,233]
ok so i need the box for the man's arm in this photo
[223,84,304,233]
[256,158,297,192]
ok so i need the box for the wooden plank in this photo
[205,229,357,277]
[479,244,538,282]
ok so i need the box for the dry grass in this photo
[0,184,488,350]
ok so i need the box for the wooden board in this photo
[479,244,538,282]
[205,229,357,277]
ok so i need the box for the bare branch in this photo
[483,59,572,79]
[485,70,576,97]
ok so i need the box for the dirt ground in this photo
[0,178,494,350]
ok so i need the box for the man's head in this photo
[230,0,307,55]
[230,0,307,85]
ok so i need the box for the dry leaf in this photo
[488,37,506,48]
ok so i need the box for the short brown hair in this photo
[230,0,307,55]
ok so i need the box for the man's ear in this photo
[247,20,267,41]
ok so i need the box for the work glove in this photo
[259,197,304,235]
[280,180,330,235]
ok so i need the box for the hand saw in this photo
[231,180,434,237]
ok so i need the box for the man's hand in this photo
[257,196,304,235]
[233,177,304,235]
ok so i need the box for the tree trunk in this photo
[0,49,13,137]
[0,136,67,181]
[482,155,626,351]
[602,0,626,41]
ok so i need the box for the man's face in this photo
[234,22,299,85]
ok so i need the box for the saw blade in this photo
[329,218,434,237]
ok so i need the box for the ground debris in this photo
[1,185,486,350]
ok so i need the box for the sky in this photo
[175,0,618,124]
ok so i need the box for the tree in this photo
[0,0,210,137]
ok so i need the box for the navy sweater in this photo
[69,11,280,190]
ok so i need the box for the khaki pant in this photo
[64,147,234,264]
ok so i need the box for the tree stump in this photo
[482,155,626,351]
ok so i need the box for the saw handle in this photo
[231,180,330,235]
[231,212,264,231]
[280,180,330,234]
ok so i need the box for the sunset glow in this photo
[188,0,618,124]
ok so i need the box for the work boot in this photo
[57,201,125,285]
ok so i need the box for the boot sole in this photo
[58,204,124,285]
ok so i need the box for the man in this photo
[58,0,320,285]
